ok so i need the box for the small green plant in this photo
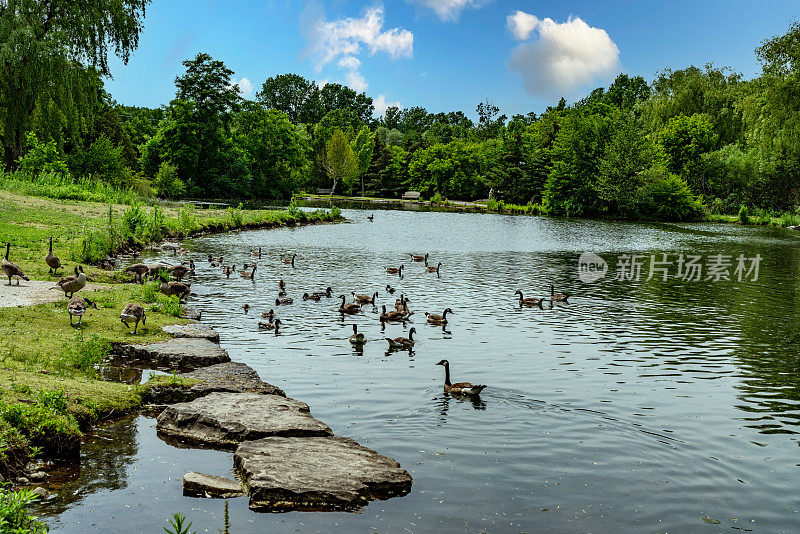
[10,382,31,395]
[165,512,196,534]
[37,388,69,414]
[330,206,341,218]
[177,204,197,236]
[227,203,244,227]
[153,161,186,199]
[431,191,443,204]
[63,332,111,373]
[0,486,49,534]
[28,445,44,458]
[738,204,750,225]
[220,500,230,534]
[287,195,302,217]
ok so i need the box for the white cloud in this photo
[506,10,539,40]
[230,77,254,98]
[346,71,369,92]
[407,0,487,22]
[508,14,620,98]
[373,94,402,116]
[302,3,413,94]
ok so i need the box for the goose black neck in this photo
[4,242,9,260]
[48,238,53,253]
[443,309,449,318]
[443,362,451,386]
[341,295,346,306]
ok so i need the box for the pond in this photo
[40,209,800,532]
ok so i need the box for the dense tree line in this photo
[3,6,800,221]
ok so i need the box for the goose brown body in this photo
[411,253,428,262]
[2,242,29,286]
[380,304,409,322]
[349,324,366,345]
[386,265,404,275]
[68,296,96,326]
[120,303,146,333]
[338,295,361,314]
[550,284,569,302]
[436,359,486,395]
[386,327,416,349]
[426,308,453,325]
[353,291,378,305]
[46,237,61,274]
[515,290,545,308]
[125,263,149,284]
[158,277,190,299]
[54,266,86,297]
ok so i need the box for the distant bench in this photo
[402,191,421,201]
[315,188,332,195]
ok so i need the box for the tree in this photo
[350,125,375,196]
[656,113,717,193]
[256,73,320,124]
[320,129,358,195]
[476,100,507,140]
[318,83,373,124]
[0,0,150,167]
[175,52,240,132]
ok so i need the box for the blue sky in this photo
[106,0,800,119]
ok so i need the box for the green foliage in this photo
[321,129,358,195]
[657,113,718,188]
[63,333,111,373]
[0,170,143,205]
[0,391,81,457]
[0,487,49,534]
[153,162,186,199]
[164,513,196,534]
[68,135,128,186]
[227,203,244,227]
[635,171,705,221]
[738,204,751,224]
[17,133,71,177]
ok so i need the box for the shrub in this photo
[63,333,110,373]
[635,171,705,221]
[738,204,750,225]
[227,203,244,227]
[17,132,70,178]
[153,161,185,199]
[287,195,302,217]
[430,192,443,204]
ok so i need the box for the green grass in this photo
[0,170,144,205]
[706,209,800,227]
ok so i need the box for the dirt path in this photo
[0,281,106,308]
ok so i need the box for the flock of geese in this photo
[2,221,572,397]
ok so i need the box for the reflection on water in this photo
[41,210,800,533]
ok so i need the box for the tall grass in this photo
[0,170,144,205]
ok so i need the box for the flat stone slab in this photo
[156,392,332,450]
[234,436,413,512]
[162,323,220,343]
[181,306,202,321]
[145,362,285,403]
[115,338,230,370]
[183,472,244,498]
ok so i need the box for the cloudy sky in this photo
[106,0,798,118]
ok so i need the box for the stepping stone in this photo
[156,392,331,450]
[145,362,285,403]
[162,323,220,343]
[115,338,230,370]
[234,436,413,512]
[181,306,202,321]
[183,472,244,498]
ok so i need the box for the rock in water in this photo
[183,472,244,498]
[234,436,412,512]
[144,362,285,403]
[181,307,202,321]
[114,338,230,370]
[162,323,220,343]
[156,392,332,450]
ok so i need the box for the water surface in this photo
[42,210,800,533]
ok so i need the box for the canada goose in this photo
[282,254,296,266]
[426,308,453,325]
[311,286,333,298]
[338,295,361,315]
[386,327,416,350]
[125,263,149,284]
[514,290,545,308]
[189,259,195,272]
[411,253,428,263]
[2,243,29,286]
[394,294,411,313]
[385,284,396,294]
[169,263,191,281]
[353,291,378,305]
[52,266,86,297]
[242,303,250,314]
[208,255,223,263]
[260,309,275,321]
[436,359,486,395]
[158,276,190,299]
[147,263,168,279]
[224,266,232,278]
[120,303,146,333]
[279,279,286,290]
[303,292,322,301]
[240,264,257,279]
[349,324,366,345]
[258,318,281,332]
[45,237,61,274]
[426,262,442,273]
[68,296,96,326]
[251,246,262,258]
[278,289,288,297]
[367,214,374,222]
[275,297,294,305]
[386,265,404,275]
[550,284,569,303]
[380,304,409,322]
